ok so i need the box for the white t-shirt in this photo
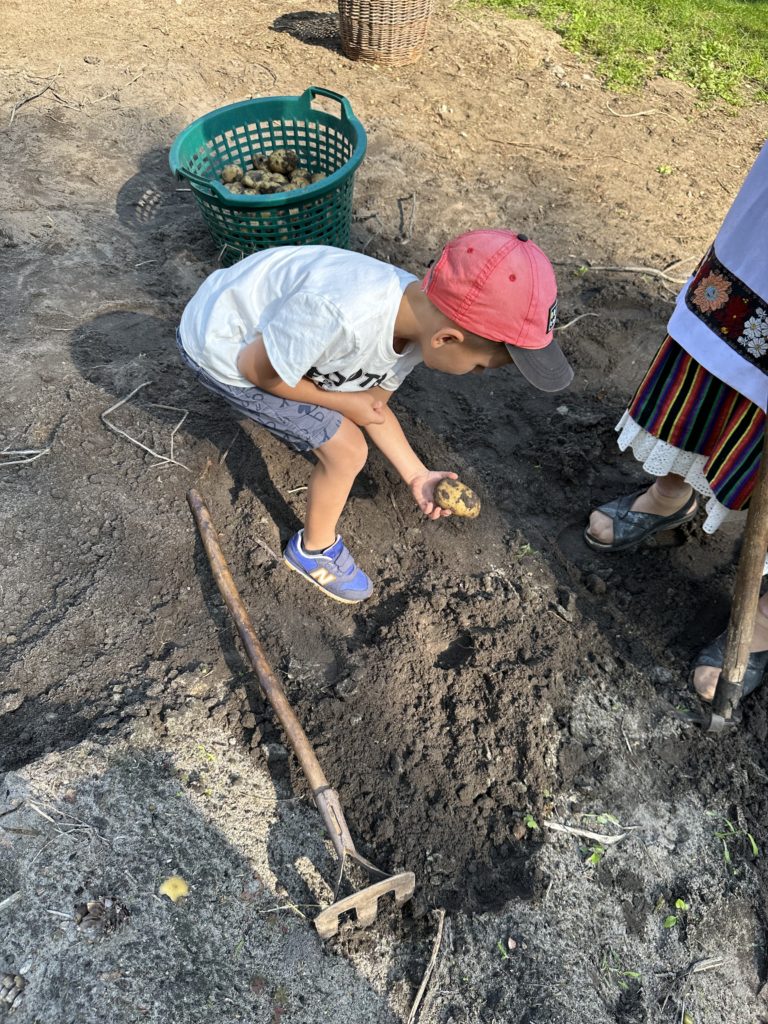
[179,246,422,393]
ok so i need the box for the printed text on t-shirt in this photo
[306,366,388,389]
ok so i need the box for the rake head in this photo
[314,870,416,939]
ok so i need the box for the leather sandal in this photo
[584,488,698,553]
[691,630,768,702]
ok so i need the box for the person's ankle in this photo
[650,479,692,503]
[301,530,335,554]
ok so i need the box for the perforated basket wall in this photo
[338,0,433,66]
[169,88,367,266]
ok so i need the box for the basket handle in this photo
[176,168,237,201]
[304,86,354,122]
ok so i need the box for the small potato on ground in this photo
[434,478,481,518]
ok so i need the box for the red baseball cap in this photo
[422,229,574,392]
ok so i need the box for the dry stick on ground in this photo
[9,83,53,124]
[487,138,551,152]
[252,61,277,84]
[252,536,281,562]
[218,429,241,467]
[147,403,189,464]
[555,312,600,332]
[89,71,145,105]
[1,447,51,468]
[101,382,191,471]
[554,261,688,286]
[0,892,21,913]
[8,64,66,124]
[664,255,698,274]
[660,956,727,1017]
[606,102,659,117]
[544,820,629,845]
[407,908,447,1024]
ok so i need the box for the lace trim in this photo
[615,411,745,535]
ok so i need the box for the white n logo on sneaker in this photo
[310,568,336,586]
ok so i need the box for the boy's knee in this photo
[321,422,368,473]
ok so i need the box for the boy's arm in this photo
[236,336,385,427]
[364,391,457,520]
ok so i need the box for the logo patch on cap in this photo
[547,299,558,334]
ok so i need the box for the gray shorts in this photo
[176,330,342,453]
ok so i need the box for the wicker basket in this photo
[338,0,433,67]
[168,87,367,266]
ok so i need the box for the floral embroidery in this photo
[744,335,768,357]
[692,271,732,311]
[738,307,768,357]
[685,247,768,374]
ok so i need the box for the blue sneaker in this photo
[283,531,373,604]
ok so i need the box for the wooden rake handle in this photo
[712,425,768,722]
[187,489,361,863]
[186,489,332,792]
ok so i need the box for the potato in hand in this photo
[434,478,481,518]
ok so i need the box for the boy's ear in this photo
[431,327,465,349]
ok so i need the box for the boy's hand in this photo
[409,471,459,520]
[341,392,387,427]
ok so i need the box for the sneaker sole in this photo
[283,555,368,604]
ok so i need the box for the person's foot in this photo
[586,481,696,549]
[283,531,373,604]
[693,605,768,701]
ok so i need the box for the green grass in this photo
[477,0,768,104]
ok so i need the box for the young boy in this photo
[177,229,573,603]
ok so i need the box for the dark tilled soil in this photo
[3,1,768,1020]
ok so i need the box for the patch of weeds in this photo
[516,542,536,558]
[708,812,759,875]
[600,946,642,992]
[582,841,606,867]
[523,812,539,831]
[656,894,690,937]
[471,0,768,104]
[656,164,674,176]
[663,897,689,929]
[497,938,510,960]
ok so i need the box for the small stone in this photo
[335,677,358,698]
[650,665,676,686]
[507,936,517,951]
[13,977,24,989]
[5,635,17,645]
[511,820,527,841]
[585,574,607,595]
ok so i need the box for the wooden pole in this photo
[712,426,768,721]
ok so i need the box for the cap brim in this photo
[506,339,574,393]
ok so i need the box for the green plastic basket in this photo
[169,87,367,265]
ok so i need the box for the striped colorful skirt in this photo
[616,336,765,533]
